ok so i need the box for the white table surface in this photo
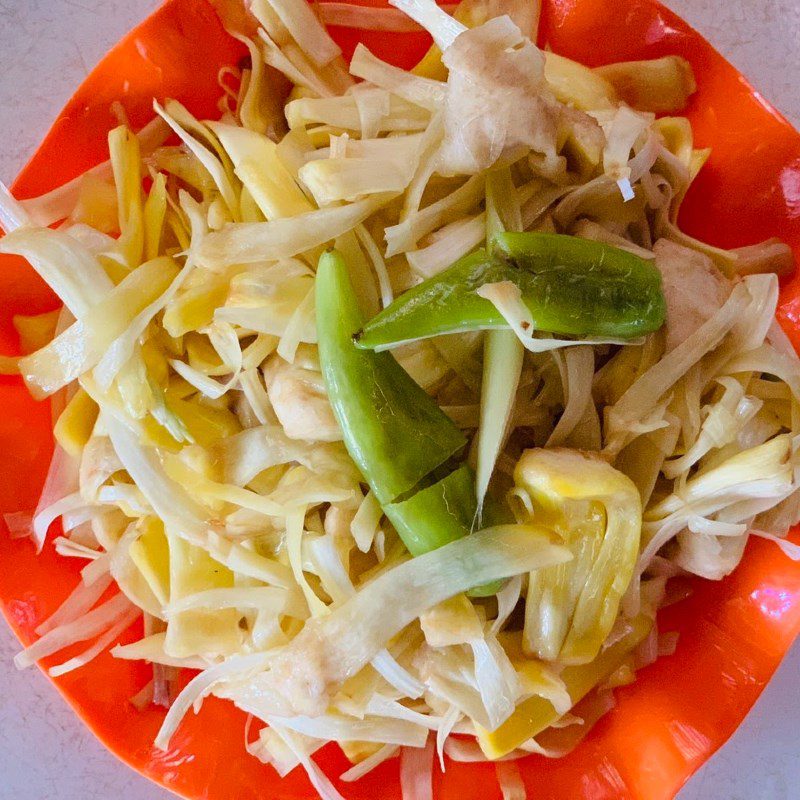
[1,1,799,798]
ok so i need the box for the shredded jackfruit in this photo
[3,1,799,799]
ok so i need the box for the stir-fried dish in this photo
[1,0,799,797]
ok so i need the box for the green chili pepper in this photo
[316,249,467,507]
[385,464,502,597]
[317,249,506,595]
[384,464,476,555]
[355,232,666,351]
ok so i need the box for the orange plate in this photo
[2,1,800,798]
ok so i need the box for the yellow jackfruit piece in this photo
[54,389,99,457]
[516,448,641,665]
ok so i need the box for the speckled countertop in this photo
[1,2,799,799]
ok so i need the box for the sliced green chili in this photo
[356,232,666,351]
[384,463,476,556]
[385,464,501,597]
[316,249,466,507]
[317,249,505,594]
